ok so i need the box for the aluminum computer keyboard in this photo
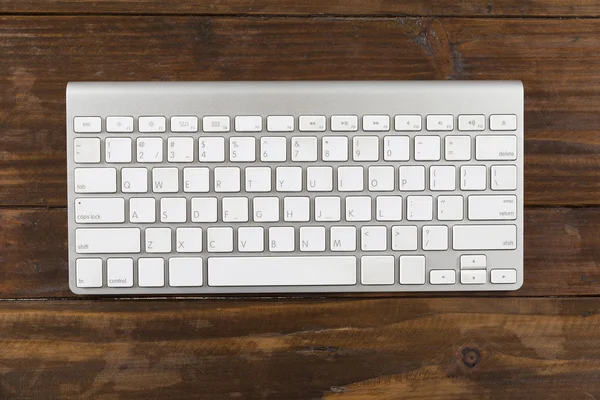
[66,81,524,295]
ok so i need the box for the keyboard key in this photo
[261,137,287,162]
[222,197,249,222]
[445,136,471,161]
[375,196,402,221]
[245,167,272,192]
[74,138,100,163]
[426,115,453,131]
[338,166,364,192]
[453,225,517,250]
[330,226,356,251]
[107,258,134,287]
[292,136,318,162]
[430,166,456,191]
[399,166,425,191]
[437,195,463,221]
[399,255,426,284]
[267,115,294,132]
[300,227,326,252]
[460,255,487,269]
[491,269,517,284]
[169,258,203,286]
[76,259,103,288]
[363,115,390,131]
[315,196,341,222]
[460,165,486,190]
[129,198,155,223]
[490,114,517,131]
[283,197,310,222]
[476,136,517,161]
[430,270,456,285]
[170,116,198,132]
[422,225,448,251]
[394,115,421,131]
[122,168,148,193]
[199,137,225,162]
[491,165,517,191]
[299,115,326,132]
[75,198,124,224]
[74,168,117,193]
[407,196,433,221]
[191,198,218,223]
[145,227,171,253]
[138,258,165,287]
[322,136,348,161]
[152,167,179,193]
[253,197,279,222]
[384,136,409,161]
[268,227,295,252]
[392,226,418,251]
[353,136,379,161]
[208,256,356,286]
[207,227,234,252]
[468,195,517,220]
[137,137,163,163]
[361,226,387,251]
[346,196,371,221]
[168,137,194,162]
[307,166,333,192]
[414,136,440,161]
[139,116,166,133]
[461,270,487,284]
[361,256,394,285]
[214,167,241,192]
[106,116,134,133]
[75,228,140,254]
[183,167,209,193]
[230,137,256,162]
[203,116,230,132]
[331,115,358,132]
[458,115,485,131]
[235,115,262,132]
[276,167,302,192]
[176,228,202,253]
[368,166,395,192]
[74,116,101,133]
[238,227,264,252]
[161,197,187,223]
[106,137,132,163]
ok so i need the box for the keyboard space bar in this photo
[208,256,357,287]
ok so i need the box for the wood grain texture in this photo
[2,0,600,17]
[0,207,598,299]
[0,297,599,399]
[0,17,599,206]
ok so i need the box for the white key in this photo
[300,227,326,252]
[222,197,249,222]
[267,115,294,132]
[176,227,202,253]
[284,197,310,222]
[422,225,448,250]
[458,115,485,131]
[106,116,134,133]
[291,136,318,162]
[145,227,171,253]
[214,167,240,192]
[74,116,101,133]
[492,165,517,191]
[399,256,426,284]
[207,227,234,253]
[338,166,364,192]
[461,165,487,190]
[426,115,453,131]
[376,196,402,221]
[322,136,348,161]
[129,198,155,223]
[453,225,517,250]
[392,225,418,251]
[461,270,487,284]
[230,137,256,162]
[75,198,124,224]
[299,115,326,132]
[331,115,358,132]
[139,116,166,133]
[122,168,148,193]
[137,137,163,163]
[307,167,333,192]
[169,258,203,286]
[490,114,517,131]
[74,168,116,193]
[191,198,218,222]
[368,166,394,192]
[461,255,487,269]
[346,196,371,221]
[138,258,165,287]
[183,167,209,193]
[269,227,295,252]
[414,136,440,161]
[160,197,186,223]
[245,167,272,192]
[171,116,198,132]
[76,228,140,254]
[394,115,422,131]
[107,258,133,287]
[203,116,230,132]
[152,167,178,193]
[437,196,463,221]
[430,165,456,191]
[315,196,341,222]
[361,226,387,251]
[399,166,425,191]
[330,226,356,251]
[76,259,103,288]
[383,136,410,161]
[476,136,517,160]
[208,256,356,286]
[361,256,394,285]
[167,137,194,162]
[276,167,302,192]
[235,115,262,132]
[105,137,132,163]
[363,115,390,131]
[407,196,433,221]
[353,136,379,161]
[445,136,471,161]
[74,138,100,163]
[253,197,279,222]
[199,137,225,162]
[238,227,264,252]
[491,269,517,284]
[430,270,456,285]
[468,195,517,220]
[261,137,287,162]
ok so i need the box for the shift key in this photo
[453,225,517,250]
[76,228,141,253]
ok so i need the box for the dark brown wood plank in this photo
[0,297,599,399]
[1,0,600,17]
[0,17,599,207]
[0,207,599,298]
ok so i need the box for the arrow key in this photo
[491,269,517,284]
[461,270,487,284]
[430,270,456,285]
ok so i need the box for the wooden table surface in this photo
[1,1,600,399]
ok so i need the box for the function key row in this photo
[74,114,518,134]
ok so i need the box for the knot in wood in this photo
[461,348,480,368]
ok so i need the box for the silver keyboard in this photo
[67,81,524,295]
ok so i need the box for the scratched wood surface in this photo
[0,3,599,399]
